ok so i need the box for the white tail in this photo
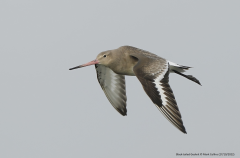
[168,61,201,85]
[168,61,191,73]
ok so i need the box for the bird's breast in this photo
[108,51,138,76]
[111,65,136,76]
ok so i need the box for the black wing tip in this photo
[117,109,127,116]
[120,112,127,116]
[195,79,202,86]
[172,70,202,86]
[189,76,201,86]
[180,127,187,134]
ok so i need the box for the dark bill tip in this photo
[69,60,99,71]
[69,65,82,70]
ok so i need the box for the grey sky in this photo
[0,0,239,158]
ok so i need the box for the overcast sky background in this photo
[1,1,240,158]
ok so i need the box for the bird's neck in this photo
[108,52,138,76]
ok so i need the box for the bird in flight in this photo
[69,46,201,134]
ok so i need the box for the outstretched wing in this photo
[127,47,186,133]
[135,63,186,133]
[95,64,127,116]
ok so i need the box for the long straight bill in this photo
[69,60,99,70]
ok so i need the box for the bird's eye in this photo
[103,55,107,58]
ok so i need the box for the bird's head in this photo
[69,50,113,70]
[95,51,113,66]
